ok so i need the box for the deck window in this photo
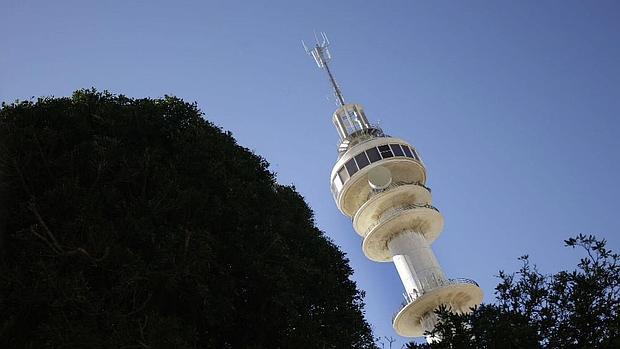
[366,147,381,163]
[338,166,349,183]
[345,158,358,176]
[378,144,393,158]
[390,144,404,157]
[354,152,370,169]
[402,145,414,158]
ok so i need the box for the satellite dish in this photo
[368,165,392,190]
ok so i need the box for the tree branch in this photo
[27,201,63,253]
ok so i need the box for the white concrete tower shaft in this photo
[305,34,483,340]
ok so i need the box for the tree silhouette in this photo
[407,234,620,349]
[0,90,377,348]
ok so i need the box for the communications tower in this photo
[304,33,483,339]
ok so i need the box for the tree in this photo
[0,89,377,348]
[407,234,620,349]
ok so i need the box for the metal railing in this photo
[367,181,431,200]
[337,126,385,154]
[449,278,480,287]
[391,278,480,323]
[364,203,440,236]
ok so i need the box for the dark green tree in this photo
[406,234,620,349]
[0,90,377,348]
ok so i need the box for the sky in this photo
[2,0,619,346]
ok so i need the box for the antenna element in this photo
[303,32,346,106]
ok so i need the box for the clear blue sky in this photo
[3,0,619,346]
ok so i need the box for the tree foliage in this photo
[0,90,377,348]
[407,234,620,349]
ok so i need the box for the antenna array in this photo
[303,32,346,106]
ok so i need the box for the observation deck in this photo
[392,278,484,337]
[330,137,427,217]
[353,181,433,236]
[362,203,444,262]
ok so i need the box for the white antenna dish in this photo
[368,166,392,190]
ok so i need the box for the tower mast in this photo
[304,33,380,153]
[303,32,346,106]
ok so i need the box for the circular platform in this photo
[362,206,444,262]
[353,183,432,236]
[392,281,484,337]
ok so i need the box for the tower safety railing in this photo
[363,203,440,237]
[337,125,386,154]
[367,181,431,201]
[391,278,480,323]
